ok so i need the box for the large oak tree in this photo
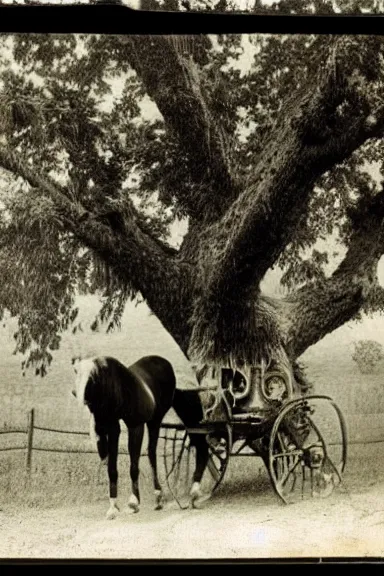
[1,10,384,382]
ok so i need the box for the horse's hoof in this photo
[190,496,204,509]
[190,490,212,509]
[190,491,203,509]
[190,484,202,509]
[154,500,164,510]
[154,490,164,511]
[191,496,203,509]
[106,505,119,520]
[128,494,140,514]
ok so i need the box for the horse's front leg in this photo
[105,421,121,520]
[147,420,164,510]
[127,424,144,513]
[91,414,109,462]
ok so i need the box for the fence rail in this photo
[1,408,384,474]
[0,408,144,473]
[34,425,89,435]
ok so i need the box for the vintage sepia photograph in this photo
[1,9,384,561]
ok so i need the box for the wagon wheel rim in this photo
[163,426,192,510]
[205,423,232,494]
[306,416,344,487]
[268,396,347,505]
[269,430,305,503]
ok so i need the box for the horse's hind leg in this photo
[106,421,121,520]
[127,424,144,513]
[190,435,209,508]
[147,420,164,510]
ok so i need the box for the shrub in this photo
[352,340,384,374]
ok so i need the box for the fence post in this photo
[26,408,35,474]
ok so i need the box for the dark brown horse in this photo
[72,354,176,519]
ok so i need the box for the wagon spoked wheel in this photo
[163,423,232,509]
[268,395,347,505]
[163,425,192,510]
[204,423,232,495]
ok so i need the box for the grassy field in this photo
[2,435,384,513]
[0,295,196,431]
[1,294,384,509]
[0,293,383,432]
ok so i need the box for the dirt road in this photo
[1,458,384,561]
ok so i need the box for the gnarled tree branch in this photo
[284,188,384,359]
[196,37,384,307]
[0,147,193,351]
[122,35,237,222]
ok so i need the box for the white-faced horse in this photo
[72,354,176,519]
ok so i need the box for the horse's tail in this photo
[172,388,204,428]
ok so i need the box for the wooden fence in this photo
[2,408,384,475]
[0,408,152,474]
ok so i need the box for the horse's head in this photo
[71,355,97,409]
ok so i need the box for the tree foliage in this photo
[132,0,384,13]
[0,12,384,375]
[352,340,384,374]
